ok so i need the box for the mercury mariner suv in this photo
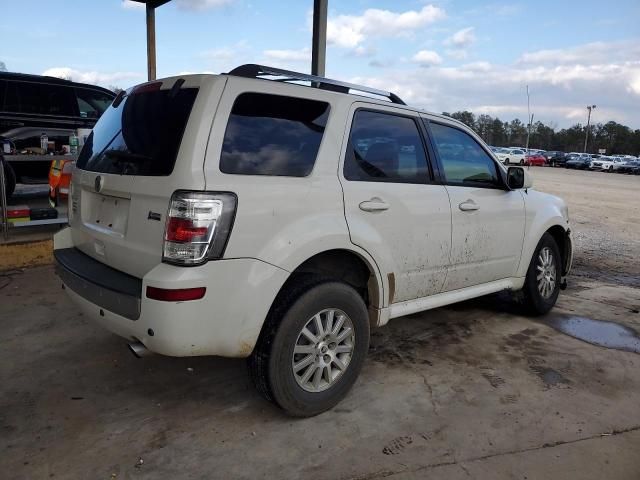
[54,65,573,417]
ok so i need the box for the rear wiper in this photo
[104,149,152,163]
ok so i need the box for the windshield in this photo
[76,86,198,176]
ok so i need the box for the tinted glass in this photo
[77,87,198,176]
[220,93,330,177]
[344,110,429,183]
[430,122,500,187]
[76,88,114,119]
[4,81,76,116]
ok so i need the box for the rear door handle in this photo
[359,198,390,212]
[459,200,479,211]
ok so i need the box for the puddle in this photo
[544,315,640,354]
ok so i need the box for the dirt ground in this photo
[1,167,639,480]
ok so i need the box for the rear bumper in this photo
[54,248,141,320]
[54,229,289,358]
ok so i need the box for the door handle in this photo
[359,198,390,212]
[459,200,479,211]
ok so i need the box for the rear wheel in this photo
[248,277,370,417]
[519,233,562,316]
[519,159,524,165]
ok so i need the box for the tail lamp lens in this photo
[163,191,237,265]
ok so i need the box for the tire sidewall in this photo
[525,233,562,315]
[268,282,370,417]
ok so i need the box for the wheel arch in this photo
[268,248,385,332]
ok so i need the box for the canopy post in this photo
[311,0,327,76]
[146,3,156,81]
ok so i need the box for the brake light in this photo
[131,82,162,95]
[146,286,206,301]
[162,191,237,266]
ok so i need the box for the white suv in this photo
[54,65,573,417]
[495,148,527,165]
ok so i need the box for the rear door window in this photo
[76,87,198,176]
[344,109,429,184]
[4,81,76,116]
[220,92,330,177]
[76,88,114,119]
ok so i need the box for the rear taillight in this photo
[162,191,237,266]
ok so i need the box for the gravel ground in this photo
[528,167,640,286]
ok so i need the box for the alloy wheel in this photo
[536,247,557,299]
[291,309,355,393]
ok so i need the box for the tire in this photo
[1,159,16,199]
[248,276,370,417]
[519,159,524,165]
[519,233,562,316]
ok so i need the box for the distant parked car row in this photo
[488,146,639,174]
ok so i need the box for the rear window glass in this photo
[4,81,76,116]
[76,87,198,176]
[220,92,330,177]
[76,88,114,119]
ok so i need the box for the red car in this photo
[526,154,546,166]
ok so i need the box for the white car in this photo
[495,148,527,165]
[54,64,573,417]
[590,157,624,171]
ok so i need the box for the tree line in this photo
[442,111,640,155]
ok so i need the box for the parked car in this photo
[0,72,115,198]
[526,153,546,166]
[495,148,527,165]
[565,154,591,169]
[590,157,624,172]
[616,160,640,174]
[53,64,573,417]
[544,151,568,167]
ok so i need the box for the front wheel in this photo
[519,233,562,316]
[248,278,370,417]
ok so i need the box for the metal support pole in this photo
[146,4,157,81]
[0,157,9,241]
[311,0,327,76]
[583,105,596,153]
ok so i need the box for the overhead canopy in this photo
[127,0,327,80]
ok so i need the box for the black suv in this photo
[1,72,114,197]
[543,151,568,167]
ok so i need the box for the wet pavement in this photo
[2,266,640,480]
[544,315,640,354]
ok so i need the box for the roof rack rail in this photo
[227,64,406,105]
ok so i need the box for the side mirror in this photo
[507,167,533,190]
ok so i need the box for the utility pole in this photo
[583,105,596,153]
[525,85,532,168]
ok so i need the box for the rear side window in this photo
[76,87,198,176]
[220,92,330,177]
[4,81,76,116]
[344,110,429,184]
[76,88,114,119]
[429,122,500,187]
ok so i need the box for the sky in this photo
[2,0,639,128]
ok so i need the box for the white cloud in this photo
[42,67,143,87]
[412,50,443,66]
[347,39,640,128]
[174,0,234,11]
[263,48,310,62]
[327,5,446,48]
[121,1,144,10]
[444,27,476,48]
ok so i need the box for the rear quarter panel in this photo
[202,78,385,298]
